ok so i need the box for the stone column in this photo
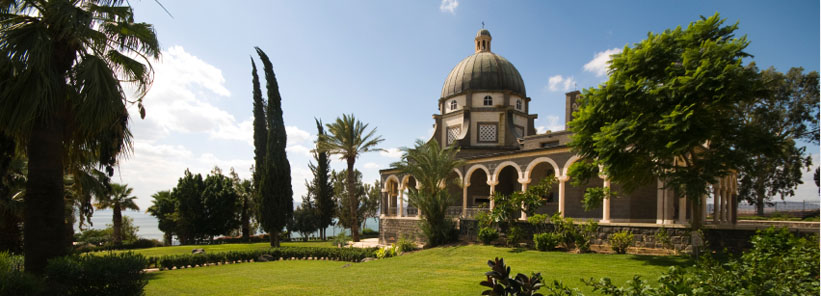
[380,189,387,218]
[519,179,530,220]
[664,187,675,224]
[462,180,469,218]
[656,179,664,224]
[398,187,405,217]
[488,180,498,210]
[601,178,611,223]
[677,196,687,225]
[416,183,423,217]
[712,182,720,224]
[558,175,568,217]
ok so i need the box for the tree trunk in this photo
[269,230,280,247]
[241,198,250,242]
[163,232,172,246]
[755,191,765,216]
[112,206,122,245]
[690,198,703,229]
[24,116,67,274]
[64,213,74,249]
[347,160,359,242]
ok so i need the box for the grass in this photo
[144,244,690,295]
[101,241,334,257]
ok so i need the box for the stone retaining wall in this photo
[382,217,818,254]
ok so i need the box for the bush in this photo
[549,213,578,249]
[609,231,633,254]
[330,234,351,247]
[45,252,148,296]
[505,225,526,246]
[396,236,417,253]
[480,257,544,296]
[478,227,498,245]
[575,220,598,253]
[361,228,379,237]
[374,244,398,259]
[533,232,559,251]
[0,252,41,296]
[155,246,377,270]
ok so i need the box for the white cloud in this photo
[547,75,576,92]
[286,144,312,158]
[380,147,403,159]
[440,0,459,14]
[286,125,312,145]
[535,115,564,133]
[363,162,381,169]
[583,48,622,77]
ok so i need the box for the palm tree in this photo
[95,183,139,245]
[0,1,159,273]
[318,114,383,242]
[391,139,464,246]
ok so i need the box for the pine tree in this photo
[309,119,335,240]
[254,47,293,247]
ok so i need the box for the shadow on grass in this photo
[143,272,164,282]
[626,254,692,267]
[508,247,527,253]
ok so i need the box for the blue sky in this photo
[117,0,820,209]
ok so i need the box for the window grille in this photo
[447,126,461,145]
[478,123,497,143]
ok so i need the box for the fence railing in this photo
[707,200,819,216]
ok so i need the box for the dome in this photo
[440,52,526,99]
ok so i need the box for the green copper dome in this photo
[440,51,526,99]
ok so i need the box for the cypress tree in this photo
[309,119,335,240]
[255,47,293,247]
[251,59,267,186]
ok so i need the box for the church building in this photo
[378,29,740,244]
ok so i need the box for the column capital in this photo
[557,175,569,182]
[487,180,499,186]
[518,178,531,185]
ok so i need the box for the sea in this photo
[77,209,380,244]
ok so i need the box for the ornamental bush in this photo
[608,231,633,254]
[478,227,499,245]
[154,246,377,270]
[533,232,560,251]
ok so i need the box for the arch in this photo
[400,174,417,189]
[451,168,464,184]
[384,175,400,191]
[492,161,522,183]
[562,155,581,177]
[524,157,561,181]
[465,164,490,186]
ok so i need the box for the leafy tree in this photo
[308,118,335,240]
[146,190,176,245]
[391,139,464,246]
[201,167,240,241]
[230,168,255,241]
[171,170,205,244]
[361,180,381,231]
[568,14,761,228]
[736,67,818,215]
[318,114,384,242]
[254,47,292,247]
[94,184,139,245]
[292,195,319,242]
[331,169,368,234]
[0,0,159,273]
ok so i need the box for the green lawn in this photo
[144,244,689,296]
[103,241,334,257]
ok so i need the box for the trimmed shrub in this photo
[396,236,417,253]
[44,252,148,296]
[533,232,560,251]
[478,227,499,245]
[331,234,351,248]
[155,246,377,270]
[609,231,633,254]
[505,225,526,246]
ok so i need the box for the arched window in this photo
[483,95,492,106]
[516,99,522,110]
[450,100,457,110]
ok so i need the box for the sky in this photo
[115,0,821,210]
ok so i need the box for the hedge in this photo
[152,246,378,270]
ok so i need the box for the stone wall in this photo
[383,217,818,254]
[379,218,425,244]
